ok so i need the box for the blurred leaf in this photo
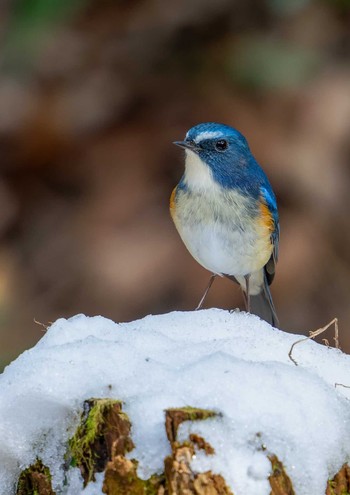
[227,37,322,92]
[3,0,87,73]
[268,0,311,16]
[11,0,84,25]
[325,0,350,13]
[269,0,350,15]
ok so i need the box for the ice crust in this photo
[1,309,350,494]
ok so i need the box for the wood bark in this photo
[16,460,55,495]
[15,398,350,495]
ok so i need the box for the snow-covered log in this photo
[1,310,350,495]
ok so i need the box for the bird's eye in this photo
[215,140,228,151]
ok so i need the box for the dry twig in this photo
[335,383,350,389]
[34,318,49,331]
[288,318,339,366]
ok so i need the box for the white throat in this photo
[183,149,217,191]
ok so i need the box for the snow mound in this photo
[1,309,350,495]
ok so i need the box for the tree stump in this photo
[15,398,349,495]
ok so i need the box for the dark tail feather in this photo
[250,274,279,327]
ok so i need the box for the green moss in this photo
[16,459,54,495]
[326,465,350,495]
[327,479,335,494]
[327,479,350,495]
[145,473,166,495]
[103,457,165,495]
[68,398,128,484]
[69,399,109,471]
[178,406,217,420]
[168,406,216,419]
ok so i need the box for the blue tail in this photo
[250,278,279,327]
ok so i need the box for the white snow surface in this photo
[1,309,350,495]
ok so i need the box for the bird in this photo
[170,122,279,327]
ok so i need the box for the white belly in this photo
[179,222,266,275]
[173,188,272,281]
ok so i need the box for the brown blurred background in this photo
[0,0,349,369]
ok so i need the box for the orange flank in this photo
[259,198,274,233]
[169,186,177,217]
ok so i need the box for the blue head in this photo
[174,122,268,194]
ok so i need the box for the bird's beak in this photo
[173,140,199,152]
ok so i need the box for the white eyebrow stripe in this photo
[184,129,225,142]
[193,131,223,143]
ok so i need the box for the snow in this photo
[1,309,350,494]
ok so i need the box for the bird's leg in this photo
[195,274,216,310]
[244,274,251,312]
[241,287,248,307]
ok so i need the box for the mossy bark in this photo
[68,398,134,485]
[16,460,55,495]
[327,464,350,495]
[103,456,165,495]
[15,399,350,495]
[165,407,217,444]
[268,455,295,495]
[164,408,233,495]
[164,443,233,495]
